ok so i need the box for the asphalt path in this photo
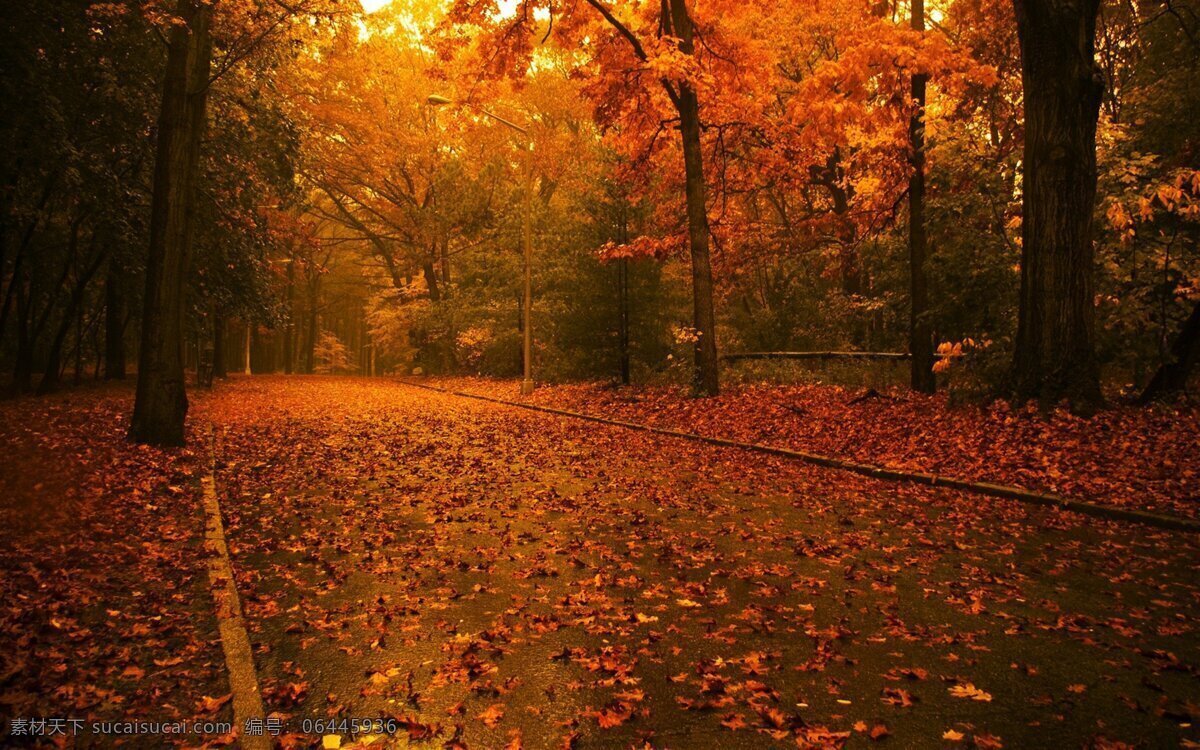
[203,376,1200,749]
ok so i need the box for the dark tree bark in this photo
[667,0,719,396]
[1139,299,1200,403]
[303,276,319,374]
[71,303,85,385]
[440,235,451,288]
[1011,0,1104,409]
[104,260,126,380]
[212,314,227,378]
[129,0,212,445]
[10,213,82,393]
[582,0,720,395]
[618,257,631,386]
[11,283,35,394]
[0,169,60,342]
[909,0,936,394]
[38,239,106,395]
[809,151,859,296]
[422,260,441,302]
[283,258,295,374]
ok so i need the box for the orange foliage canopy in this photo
[441,0,996,274]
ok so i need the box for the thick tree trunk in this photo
[104,261,126,380]
[129,0,212,446]
[909,0,936,394]
[422,261,441,303]
[669,0,719,397]
[1011,0,1104,409]
[1139,299,1200,402]
[678,89,719,396]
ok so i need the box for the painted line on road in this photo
[400,380,1200,533]
[202,426,271,750]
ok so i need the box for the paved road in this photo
[200,377,1200,749]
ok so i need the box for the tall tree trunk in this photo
[422,261,441,303]
[104,260,126,380]
[244,322,253,375]
[71,304,84,385]
[618,257,631,386]
[909,0,936,394]
[212,313,227,378]
[617,209,632,386]
[1011,0,1104,409]
[440,235,451,288]
[283,258,295,374]
[669,0,719,396]
[39,312,74,395]
[248,325,259,374]
[304,293,318,374]
[92,305,104,381]
[1139,299,1200,403]
[129,0,212,445]
[584,0,717,393]
[11,282,34,394]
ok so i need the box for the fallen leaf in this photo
[949,683,993,702]
[478,703,505,728]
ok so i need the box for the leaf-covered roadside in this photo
[431,378,1200,520]
[0,386,231,747]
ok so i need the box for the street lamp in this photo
[427,94,536,396]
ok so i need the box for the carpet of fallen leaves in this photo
[432,377,1200,521]
[0,384,231,748]
[196,376,1198,749]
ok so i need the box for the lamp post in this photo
[427,94,535,395]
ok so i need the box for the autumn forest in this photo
[1,0,1199,748]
